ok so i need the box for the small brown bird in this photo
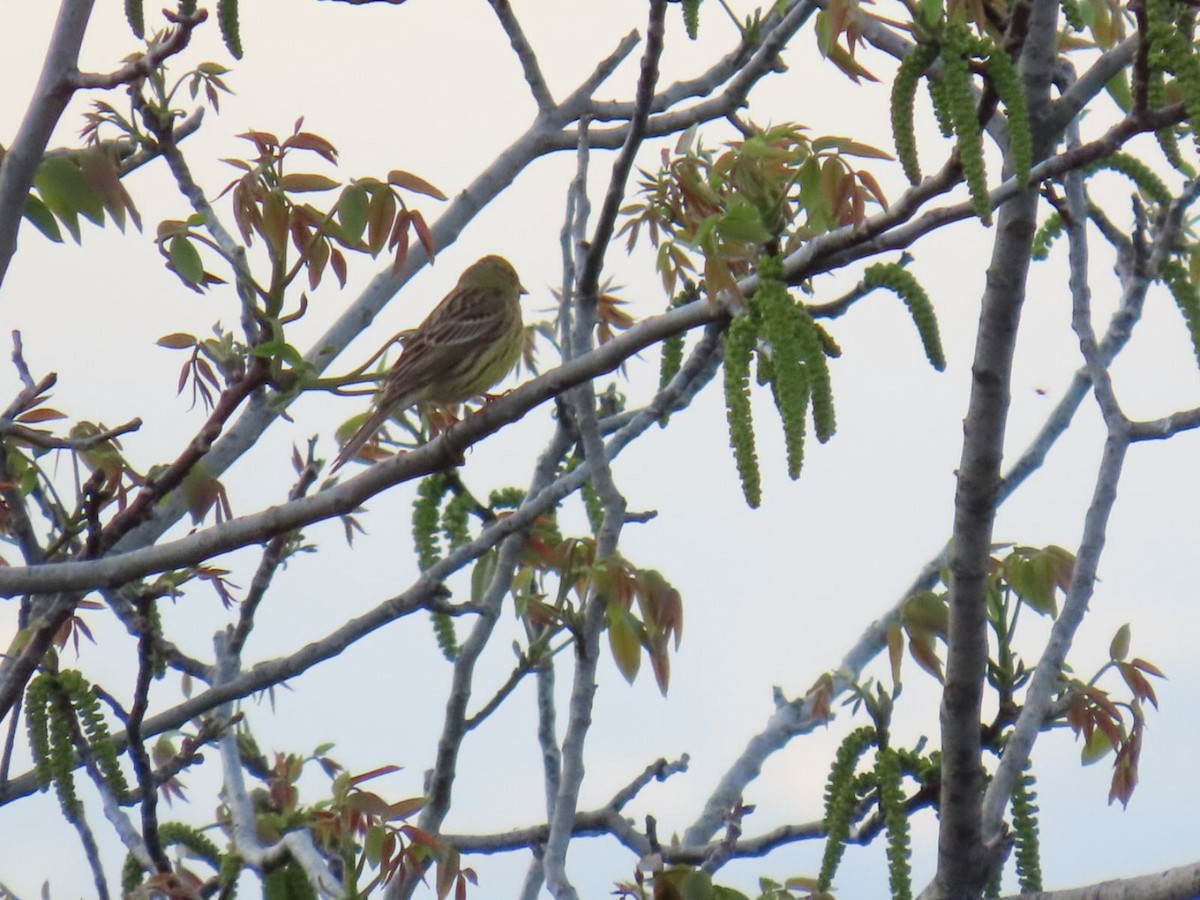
[331,255,527,470]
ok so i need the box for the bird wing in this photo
[376,285,514,405]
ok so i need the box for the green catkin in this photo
[983,43,1032,188]
[1158,258,1200,369]
[683,0,703,39]
[1060,0,1085,31]
[24,674,54,789]
[412,474,446,571]
[125,823,224,890]
[796,303,837,443]
[28,673,110,818]
[161,822,222,863]
[124,0,145,38]
[143,600,167,678]
[863,263,946,370]
[441,491,472,550]
[59,670,127,797]
[659,332,685,391]
[1011,765,1044,892]
[658,331,685,427]
[1031,211,1064,260]
[47,693,80,816]
[1147,0,1200,152]
[766,371,808,479]
[489,486,526,510]
[756,256,810,479]
[219,854,243,897]
[985,867,1003,899]
[431,613,459,661]
[819,726,877,891]
[1147,72,1190,173]
[582,478,604,534]
[927,78,957,139]
[943,21,992,222]
[892,43,941,185]
[217,0,243,59]
[659,289,696,425]
[121,853,144,895]
[1088,153,1172,205]
[263,862,317,900]
[724,314,762,508]
[812,320,842,358]
[895,747,940,785]
[876,748,913,900]
[413,475,456,660]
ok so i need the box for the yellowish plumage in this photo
[331,255,526,470]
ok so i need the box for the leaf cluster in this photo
[620,124,889,299]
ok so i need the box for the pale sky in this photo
[1,2,1197,897]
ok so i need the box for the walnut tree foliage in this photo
[0,0,1198,899]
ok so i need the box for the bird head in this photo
[461,255,528,296]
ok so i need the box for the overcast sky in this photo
[2,2,1198,897]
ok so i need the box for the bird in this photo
[330,255,527,471]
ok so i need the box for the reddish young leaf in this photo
[400,824,442,851]
[1117,662,1159,708]
[238,130,280,152]
[387,169,448,201]
[907,631,945,682]
[157,332,197,350]
[282,131,339,162]
[308,235,330,289]
[331,246,348,287]
[1131,657,1166,678]
[650,645,671,695]
[16,408,66,423]
[436,849,459,900]
[261,192,289,253]
[409,209,437,260]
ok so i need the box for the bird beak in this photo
[519,282,529,296]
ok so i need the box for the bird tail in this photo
[330,405,393,472]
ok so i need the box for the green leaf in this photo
[811,135,893,159]
[814,8,836,57]
[1104,71,1132,113]
[156,333,197,349]
[1004,552,1057,617]
[249,341,305,367]
[716,200,773,243]
[22,195,62,242]
[338,184,370,245]
[364,823,386,865]
[681,869,714,900]
[35,157,105,231]
[1081,727,1116,765]
[471,550,499,605]
[169,235,204,285]
[279,173,340,193]
[32,159,86,242]
[902,590,949,636]
[607,604,641,683]
[1109,623,1131,661]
